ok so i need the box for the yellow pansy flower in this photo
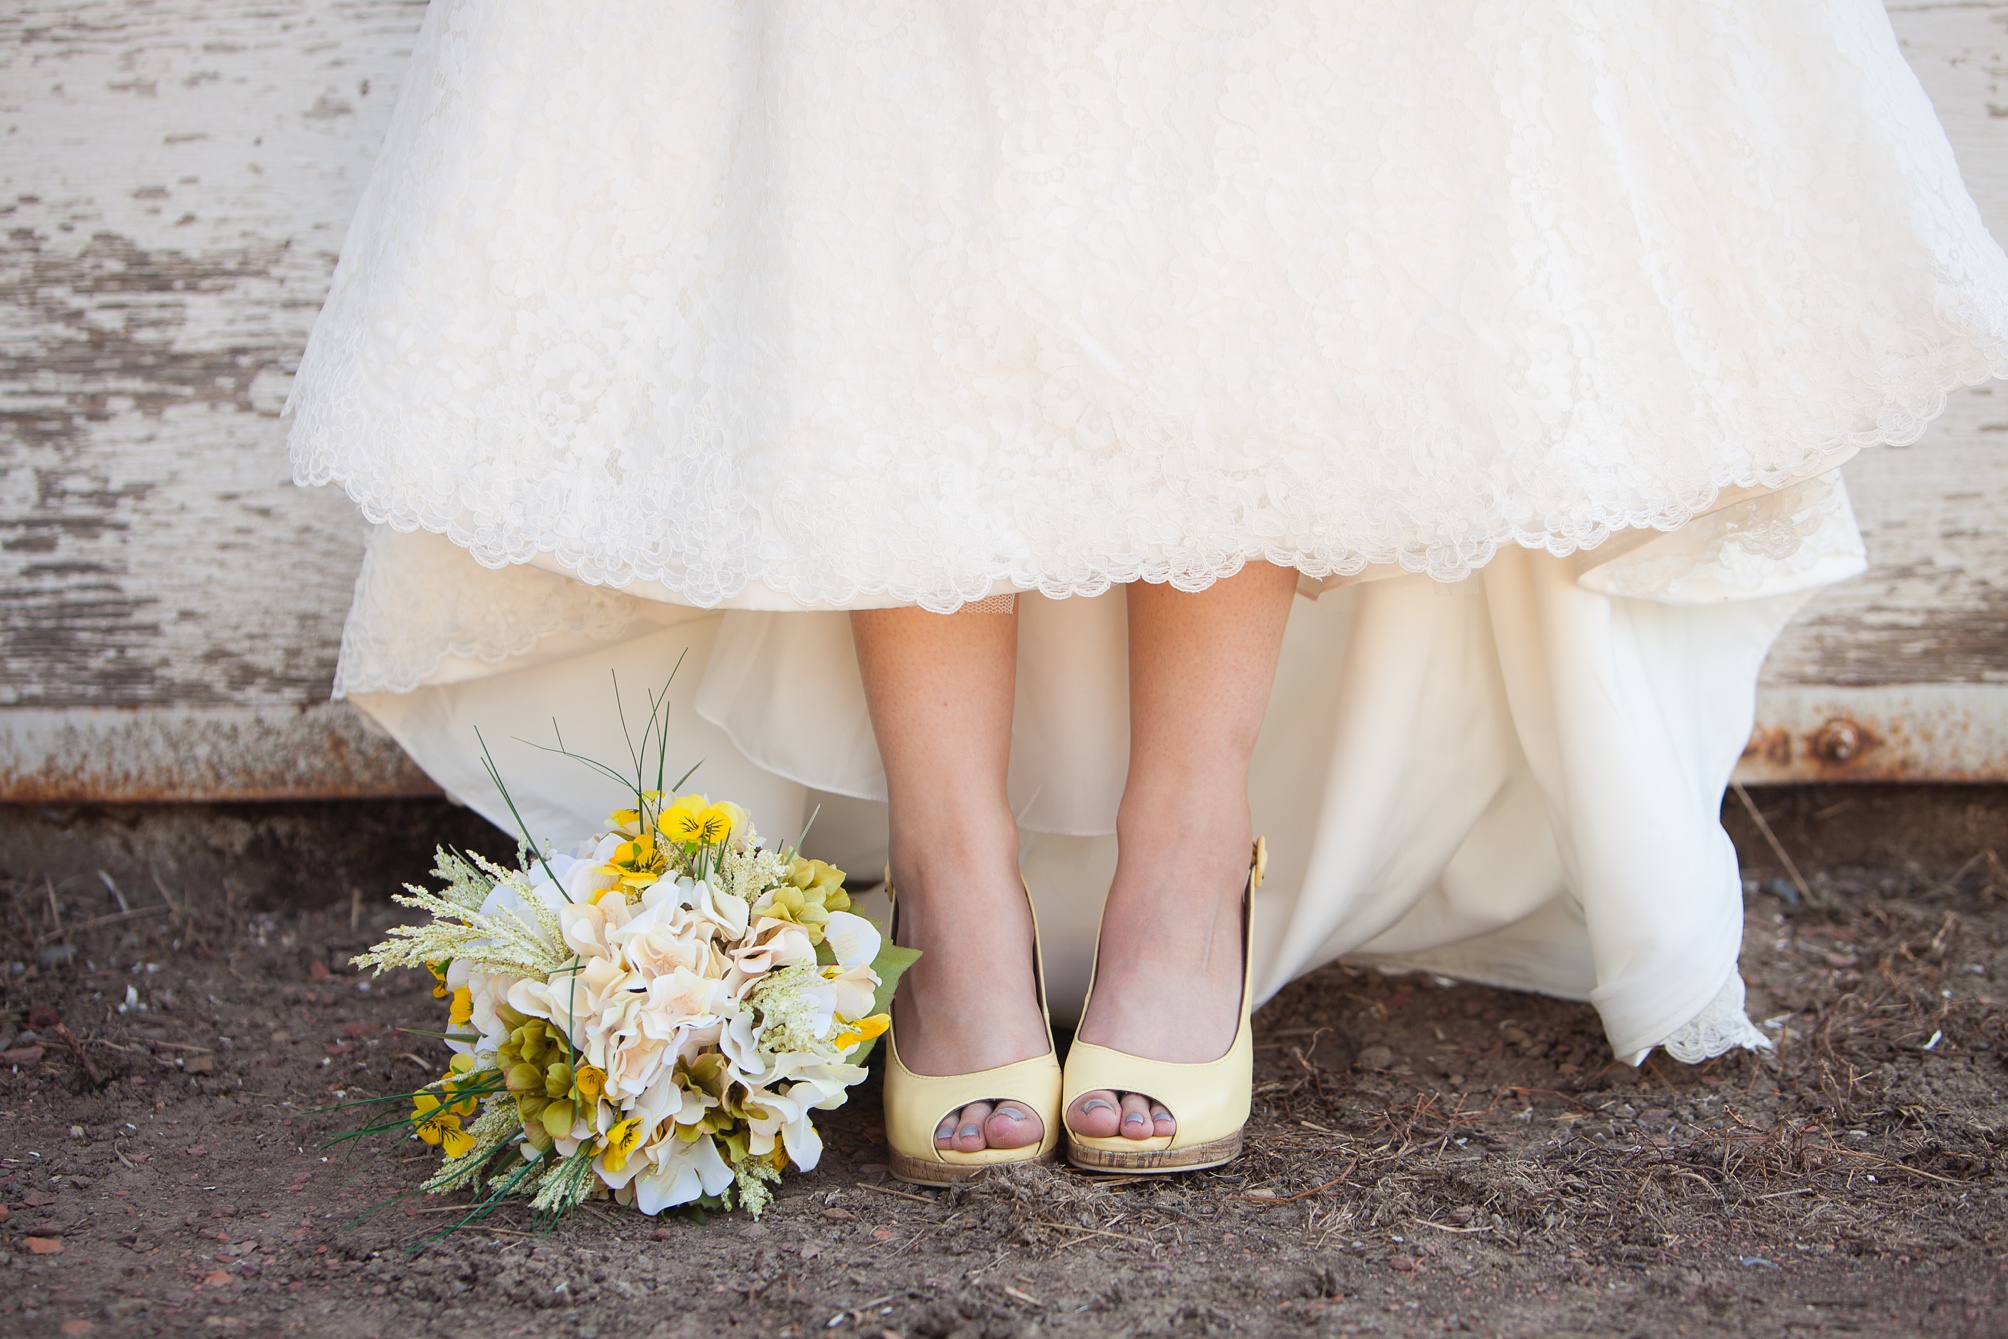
[598,832,666,890]
[439,1053,487,1118]
[447,986,474,1026]
[425,961,450,1000]
[608,792,666,838]
[572,1064,607,1104]
[658,794,746,846]
[411,1094,476,1159]
[421,1114,475,1159]
[600,1116,644,1173]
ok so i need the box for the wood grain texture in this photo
[0,0,422,710]
[0,1,2004,796]
[1765,2,2008,691]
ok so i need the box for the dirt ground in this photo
[1,788,2005,1339]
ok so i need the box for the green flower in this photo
[785,857,851,912]
[754,858,852,943]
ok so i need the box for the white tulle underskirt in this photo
[337,473,1865,1064]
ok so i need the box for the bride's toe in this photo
[946,1101,997,1153]
[1068,1090,1124,1139]
[1117,1092,1155,1138]
[983,1101,1044,1150]
[1117,1092,1176,1140]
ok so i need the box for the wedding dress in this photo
[290,1,2008,1065]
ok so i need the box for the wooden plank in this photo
[1763,2,2008,691]
[0,1,423,708]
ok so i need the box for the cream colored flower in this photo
[632,1126,736,1214]
[822,911,881,973]
[443,961,523,1059]
[676,876,751,941]
[608,891,726,982]
[728,918,817,991]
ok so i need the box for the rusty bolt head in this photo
[1813,718,1862,764]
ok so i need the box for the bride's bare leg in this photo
[852,605,1049,1153]
[1067,562,1298,1140]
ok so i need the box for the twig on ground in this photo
[53,1023,104,1089]
[851,1182,933,1204]
[1239,1159,1360,1204]
[1413,1218,1493,1234]
[1733,782,1814,906]
[97,869,130,914]
[1033,1220,1160,1248]
[39,904,171,942]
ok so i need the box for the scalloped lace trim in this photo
[1631,973,1773,1068]
[1577,472,1869,605]
[297,351,2000,616]
[334,526,639,698]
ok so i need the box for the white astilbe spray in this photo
[734,1161,780,1218]
[529,1147,600,1214]
[714,837,792,909]
[350,850,569,978]
[749,965,837,1059]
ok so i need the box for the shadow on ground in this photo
[0,788,2003,1337]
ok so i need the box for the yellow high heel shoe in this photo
[1061,837,1266,1174]
[882,873,1062,1186]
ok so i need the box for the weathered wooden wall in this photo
[0,0,2004,798]
[0,1,433,797]
[1735,0,2008,781]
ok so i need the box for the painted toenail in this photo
[959,1125,980,1139]
[1082,1099,1115,1114]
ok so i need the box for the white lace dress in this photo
[291,1,2008,1065]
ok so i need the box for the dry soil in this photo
[1,789,2004,1338]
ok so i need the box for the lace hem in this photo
[1577,472,1869,605]
[294,342,2000,615]
[1628,973,1773,1068]
[333,526,640,698]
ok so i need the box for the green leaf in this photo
[848,939,921,1066]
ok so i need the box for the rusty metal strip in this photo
[1736,684,2008,784]
[0,682,2001,802]
[0,703,439,802]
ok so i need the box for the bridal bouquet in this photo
[348,691,912,1221]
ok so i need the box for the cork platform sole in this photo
[1064,1129,1244,1174]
